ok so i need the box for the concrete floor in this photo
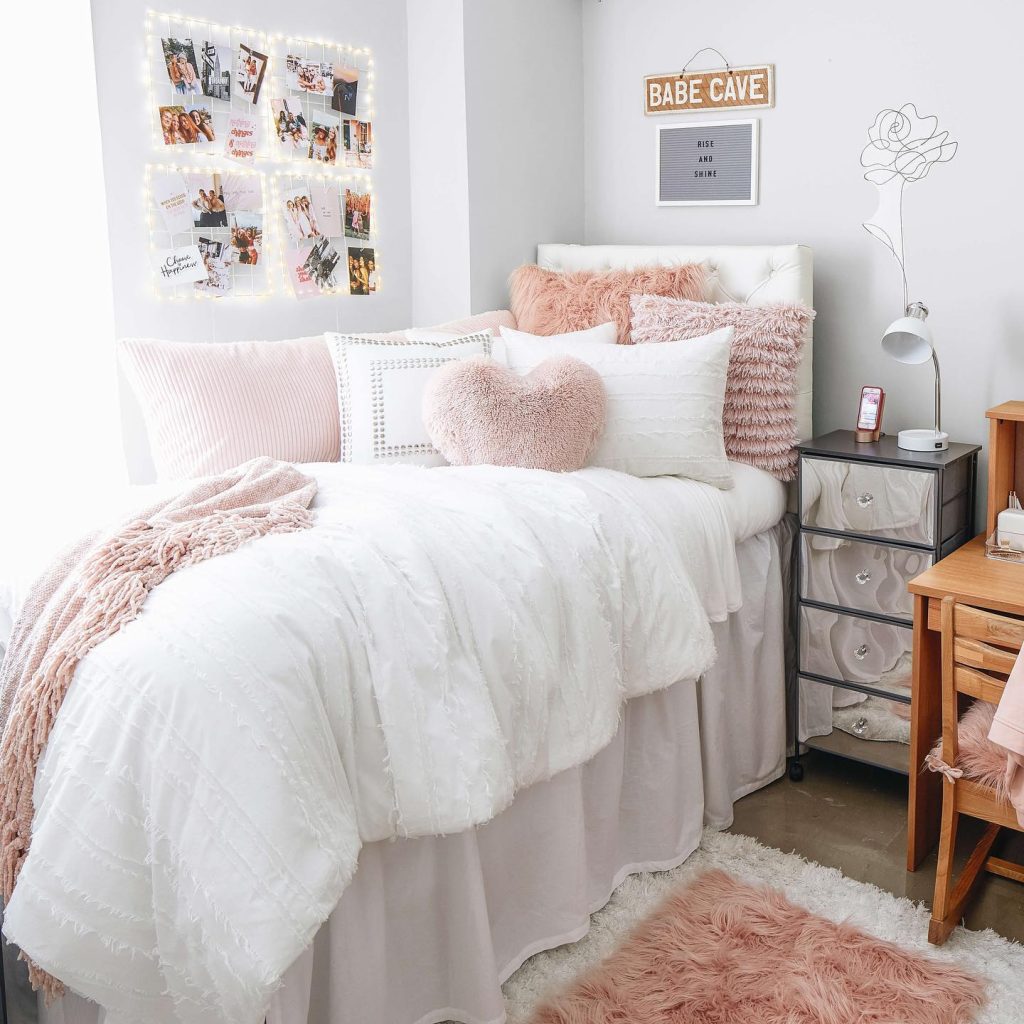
[729,749,1024,944]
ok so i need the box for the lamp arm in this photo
[931,349,941,435]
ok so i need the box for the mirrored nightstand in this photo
[792,430,980,780]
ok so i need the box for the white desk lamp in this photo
[881,301,949,452]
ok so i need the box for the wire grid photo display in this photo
[146,164,270,300]
[274,172,378,298]
[264,34,374,171]
[147,12,269,161]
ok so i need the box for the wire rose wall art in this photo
[861,103,957,307]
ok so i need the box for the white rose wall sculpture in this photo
[860,103,958,306]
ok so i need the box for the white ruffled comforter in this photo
[3,463,740,1024]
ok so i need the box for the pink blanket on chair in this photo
[0,457,316,998]
[989,648,1024,827]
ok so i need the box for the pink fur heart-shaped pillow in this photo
[423,356,606,471]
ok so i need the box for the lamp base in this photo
[897,428,949,452]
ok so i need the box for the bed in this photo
[2,242,813,1024]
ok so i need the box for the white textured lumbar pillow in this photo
[325,329,496,466]
[501,327,735,486]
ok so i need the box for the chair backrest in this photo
[940,597,1024,764]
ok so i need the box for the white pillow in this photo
[325,329,496,466]
[492,320,616,363]
[503,328,735,485]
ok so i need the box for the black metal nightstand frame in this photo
[791,430,980,781]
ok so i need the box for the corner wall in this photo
[463,0,585,313]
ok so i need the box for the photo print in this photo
[186,101,216,142]
[195,257,231,297]
[228,212,263,265]
[347,247,378,295]
[152,244,208,288]
[197,237,223,261]
[236,43,268,104]
[185,172,227,227]
[195,238,231,297]
[271,97,308,152]
[287,55,332,96]
[283,193,322,243]
[224,113,257,162]
[200,41,232,101]
[151,169,193,233]
[310,183,343,237]
[331,65,359,116]
[159,106,189,145]
[221,173,263,213]
[344,188,371,240]
[308,119,339,165]
[160,101,216,145]
[161,38,200,96]
[304,236,342,291]
[288,242,318,299]
[343,120,372,168]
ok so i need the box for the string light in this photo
[144,10,376,301]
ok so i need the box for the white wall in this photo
[405,0,586,322]
[90,0,414,480]
[407,0,473,324]
[463,0,585,312]
[582,0,1024,507]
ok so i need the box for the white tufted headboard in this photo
[536,243,814,442]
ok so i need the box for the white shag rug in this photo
[501,828,1024,1024]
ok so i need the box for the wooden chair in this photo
[929,595,1024,944]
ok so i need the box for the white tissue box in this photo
[997,507,1024,552]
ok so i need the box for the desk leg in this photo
[908,593,942,870]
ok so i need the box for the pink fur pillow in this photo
[422,356,606,471]
[630,294,815,481]
[508,264,705,344]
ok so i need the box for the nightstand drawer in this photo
[799,604,913,697]
[800,534,932,623]
[798,677,910,774]
[800,457,936,545]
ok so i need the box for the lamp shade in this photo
[881,313,934,364]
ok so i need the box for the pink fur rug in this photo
[530,869,986,1024]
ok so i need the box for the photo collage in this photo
[150,167,264,298]
[280,178,376,298]
[270,53,371,169]
[148,15,376,300]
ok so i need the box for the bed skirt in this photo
[22,524,787,1024]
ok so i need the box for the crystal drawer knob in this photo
[856,492,874,508]
[855,569,872,585]
[854,643,870,660]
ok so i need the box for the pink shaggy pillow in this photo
[630,294,815,481]
[508,264,705,344]
[422,356,606,471]
[927,700,1011,803]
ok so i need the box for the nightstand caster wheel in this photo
[788,760,804,782]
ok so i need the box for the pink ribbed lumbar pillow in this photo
[422,356,606,471]
[120,336,338,482]
[629,294,815,481]
[509,263,705,344]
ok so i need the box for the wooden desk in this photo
[907,535,1024,869]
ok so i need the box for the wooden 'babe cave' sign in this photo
[645,64,774,115]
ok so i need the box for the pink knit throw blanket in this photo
[0,457,316,998]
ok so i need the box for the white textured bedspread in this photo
[3,463,739,1024]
